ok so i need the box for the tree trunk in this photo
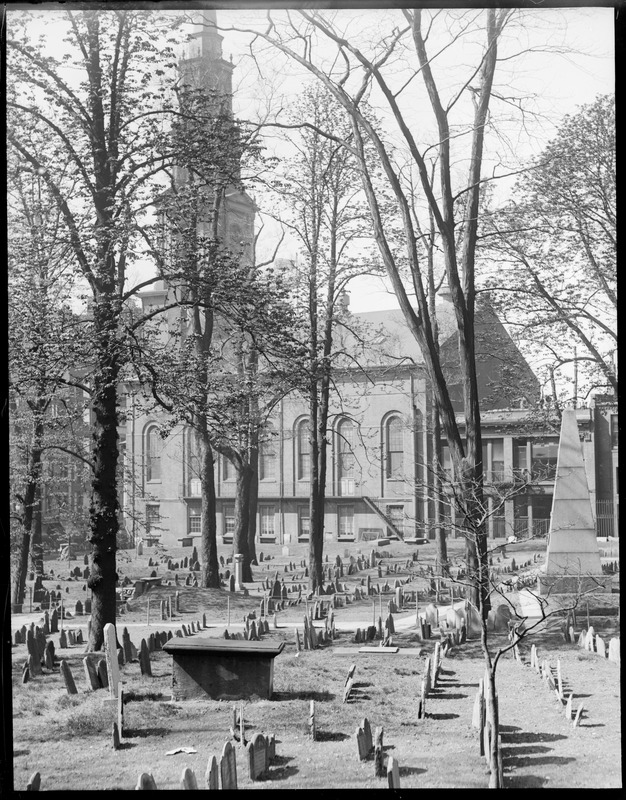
[247,445,258,563]
[87,306,120,652]
[309,480,325,593]
[431,400,448,576]
[11,424,44,608]
[199,434,220,589]
[233,462,254,583]
[32,485,44,577]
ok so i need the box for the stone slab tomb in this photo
[163,638,285,701]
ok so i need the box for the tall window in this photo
[298,506,310,540]
[531,440,558,480]
[223,506,235,538]
[338,505,354,539]
[259,506,275,538]
[611,415,619,448]
[482,438,504,481]
[188,508,201,535]
[146,427,161,481]
[187,428,201,495]
[259,424,277,481]
[386,417,404,479]
[146,504,160,532]
[338,419,355,491]
[491,500,506,539]
[297,419,311,480]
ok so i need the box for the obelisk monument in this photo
[539,409,608,594]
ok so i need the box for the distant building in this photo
[116,10,618,550]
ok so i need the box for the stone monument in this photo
[538,409,609,594]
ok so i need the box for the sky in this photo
[210,6,615,312]
[9,5,615,315]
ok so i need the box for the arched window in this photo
[337,418,355,481]
[259,423,277,481]
[146,426,161,482]
[385,416,404,480]
[296,419,310,480]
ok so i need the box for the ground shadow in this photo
[427,712,459,720]
[316,730,350,742]
[582,723,605,729]
[398,766,427,777]
[501,731,566,744]
[432,692,468,700]
[116,741,136,750]
[506,755,576,767]
[353,681,373,689]
[267,765,299,782]
[123,727,170,738]
[504,744,554,756]
[505,774,548,788]
[272,690,334,702]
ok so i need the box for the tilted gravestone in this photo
[26,772,41,791]
[387,756,401,789]
[60,659,78,695]
[361,717,373,754]
[97,658,108,689]
[44,640,55,671]
[205,756,219,790]
[83,656,100,690]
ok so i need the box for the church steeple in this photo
[180,10,234,112]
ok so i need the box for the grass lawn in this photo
[9,538,621,790]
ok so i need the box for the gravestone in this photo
[309,699,316,740]
[355,724,369,761]
[112,722,121,750]
[374,727,384,777]
[247,733,268,780]
[103,622,120,698]
[361,717,373,754]
[83,656,100,690]
[572,704,585,728]
[608,638,620,663]
[26,772,41,791]
[181,767,198,790]
[60,659,78,694]
[135,773,157,790]
[387,756,401,789]
[44,640,55,670]
[220,741,238,790]
[595,635,606,658]
[117,687,125,737]
[540,409,608,593]
[205,756,219,790]
[97,658,108,689]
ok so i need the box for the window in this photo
[259,506,275,538]
[611,415,619,448]
[482,439,504,481]
[531,494,552,537]
[259,424,277,481]
[386,416,404,479]
[386,504,405,537]
[223,506,235,539]
[297,419,311,480]
[146,426,161,481]
[531,440,558,480]
[514,438,558,480]
[513,495,528,538]
[298,507,310,540]
[338,505,354,539]
[338,418,355,494]
[188,509,202,535]
[146,504,160,532]
[440,442,453,479]
[491,500,506,539]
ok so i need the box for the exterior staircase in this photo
[363,496,405,540]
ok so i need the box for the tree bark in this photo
[233,462,254,583]
[86,299,120,652]
[247,444,259,563]
[199,432,220,588]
